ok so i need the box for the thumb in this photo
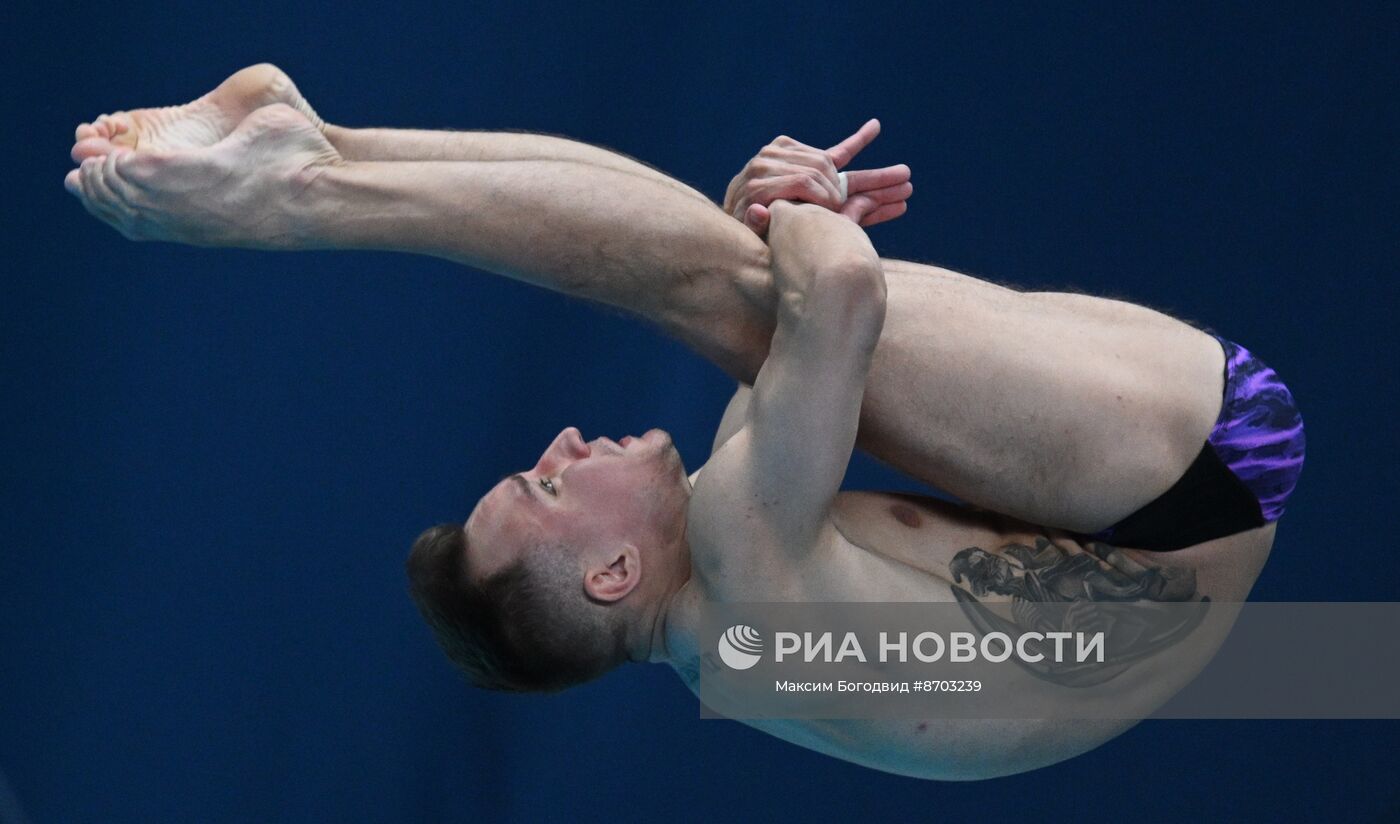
[744,203,771,237]
[839,194,876,223]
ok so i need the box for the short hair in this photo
[405,523,627,692]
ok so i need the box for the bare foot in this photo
[71,64,325,163]
[67,104,342,249]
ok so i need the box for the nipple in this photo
[889,503,922,528]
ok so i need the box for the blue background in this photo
[4,2,1398,822]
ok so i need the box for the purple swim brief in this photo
[1089,336,1304,550]
[1208,337,1306,522]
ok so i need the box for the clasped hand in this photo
[722,118,913,237]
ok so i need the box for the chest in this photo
[692,491,1057,603]
[834,490,1023,560]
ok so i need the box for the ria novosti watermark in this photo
[696,602,1400,720]
[723,625,1106,667]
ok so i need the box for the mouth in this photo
[592,430,668,452]
[622,429,667,445]
[587,434,627,455]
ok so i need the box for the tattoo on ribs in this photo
[948,537,1209,686]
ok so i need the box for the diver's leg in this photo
[72,64,708,206]
[69,102,1226,534]
[857,260,1227,532]
[718,259,1229,532]
[67,103,777,376]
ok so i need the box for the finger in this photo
[744,203,771,237]
[756,174,841,209]
[72,136,118,163]
[836,182,913,225]
[859,180,914,206]
[735,159,842,216]
[732,171,779,219]
[723,173,746,218]
[761,146,827,168]
[839,193,875,223]
[759,147,842,195]
[843,163,911,194]
[75,123,99,141]
[64,168,81,196]
[858,201,908,227]
[729,180,757,220]
[825,118,881,169]
[806,168,843,206]
[737,174,816,215]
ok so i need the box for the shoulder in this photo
[684,437,840,600]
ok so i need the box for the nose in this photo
[538,426,591,470]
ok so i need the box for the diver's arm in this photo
[710,384,752,456]
[695,201,886,553]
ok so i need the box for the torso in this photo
[666,488,1276,779]
[822,492,1056,603]
[682,488,1273,610]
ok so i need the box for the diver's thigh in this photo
[855,265,1225,532]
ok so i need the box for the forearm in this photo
[322,124,713,206]
[294,158,776,375]
[767,203,884,296]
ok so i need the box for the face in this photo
[464,426,691,582]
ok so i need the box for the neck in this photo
[645,572,696,665]
[624,544,693,665]
[632,489,699,664]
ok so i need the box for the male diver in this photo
[67,64,1304,779]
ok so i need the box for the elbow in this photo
[820,255,886,300]
[811,256,887,344]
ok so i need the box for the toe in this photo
[96,153,125,200]
[96,113,137,148]
[72,136,114,163]
[110,118,137,149]
[93,113,127,135]
[76,159,106,215]
[79,157,123,226]
[113,150,166,187]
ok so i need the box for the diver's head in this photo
[406,426,691,691]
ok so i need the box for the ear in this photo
[582,545,641,603]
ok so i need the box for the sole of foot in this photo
[72,63,326,162]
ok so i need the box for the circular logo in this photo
[717,624,764,670]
